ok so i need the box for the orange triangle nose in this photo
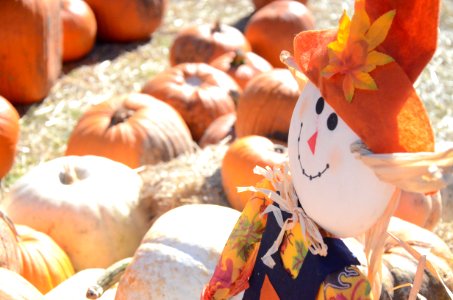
[307,131,318,155]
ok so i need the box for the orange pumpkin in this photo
[142,63,240,142]
[0,267,44,300]
[253,0,308,10]
[61,0,97,62]
[0,95,20,179]
[84,0,167,42]
[221,135,287,210]
[0,0,61,104]
[210,50,273,89]
[0,210,21,273]
[16,225,75,294]
[169,22,251,66]
[199,112,236,148]
[244,0,315,67]
[65,93,194,168]
[235,69,299,144]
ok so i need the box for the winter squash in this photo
[141,63,240,142]
[393,191,442,230]
[0,0,61,104]
[65,93,194,168]
[1,155,151,271]
[61,0,97,62]
[235,69,299,144]
[221,135,287,210]
[0,267,44,300]
[253,0,308,10]
[0,95,20,179]
[84,0,167,42]
[0,210,21,273]
[115,204,241,299]
[15,225,75,294]
[209,50,273,89]
[199,112,236,148]
[169,22,251,66]
[244,0,315,67]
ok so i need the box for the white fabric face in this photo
[287,81,394,237]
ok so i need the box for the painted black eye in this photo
[327,113,338,131]
[315,97,324,115]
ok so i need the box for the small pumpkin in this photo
[0,210,21,273]
[0,95,20,179]
[244,0,315,67]
[0,267,44,300]
[210,50,273,89]
[169,22,251,66]
[142,63,240,142]
[0,0,61,103]
[221,135,287,210]
[61,0,97,62]
[15,225,75,294]
[84,0,167,42]
[65,93,194,168]
[115,204,241,300]
[199,112,237,148]
[253,0,308,10]
[235,69,299,144]
[1,155,151,271]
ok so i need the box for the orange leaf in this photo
[366,10,396,50]
[343,75,355,102]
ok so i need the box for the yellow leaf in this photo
[343,75,355,102]
[337,11,351,47]
[366,50,394,66]
[321,64,340,78]
[352,71,378,90]
[366,10,396,50]
[349,5,370,41]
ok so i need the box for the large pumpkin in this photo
[235,69,299,144]
[0,267,44,300]
[169,22,251,66]
[209,50,273,89]
[199,112,237,148]
[115,204,241,300]
[61,0,97,62]
[142,63,240,142]
[0,0,61,104]
[84,0,167,42]
[65,93,194,168]
[221,135,287,210]
[16,225,75,294]
[0,95,20,179]
[1,155,151,271]
[253,0,308,10]
[0,210,21,273]
[244,0,315,67]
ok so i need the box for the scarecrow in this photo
[202,0,453,299]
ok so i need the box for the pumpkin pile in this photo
[0,0,451,299]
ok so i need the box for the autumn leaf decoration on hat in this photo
[291,0,440,154]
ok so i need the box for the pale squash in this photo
[0,267,44,300]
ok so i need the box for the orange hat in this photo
[292,0,439,154]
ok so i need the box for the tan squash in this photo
[142,63,240,142]
[65,93,194,168]
[235,69,299,144]
[1,155,150,271]
[0,0,61,103]
[221,136,287,210]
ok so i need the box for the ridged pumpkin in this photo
[210,50,273,89]
[15,225,75,294]
[142,63,240,142]
[253,0,308,10]
[169,22,251,66]
[0,95,20,179]
[235,69,299,144]
[1,155,151,271]
[0,210,21,273]
[199,112,236,148]
[0,0,61,104]
[0,267,44,300]
[84,0,167,42]
[244,0,315,67]
[61,0,97,62]
[221,135,287,210]
[65,93,194,168]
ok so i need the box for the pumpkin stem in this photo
[59,163,80,185]
[230,50,246,69]
[211,20,222,34]
[86,257,133,299]
[0,210,19,241]
[109,108,134,128]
